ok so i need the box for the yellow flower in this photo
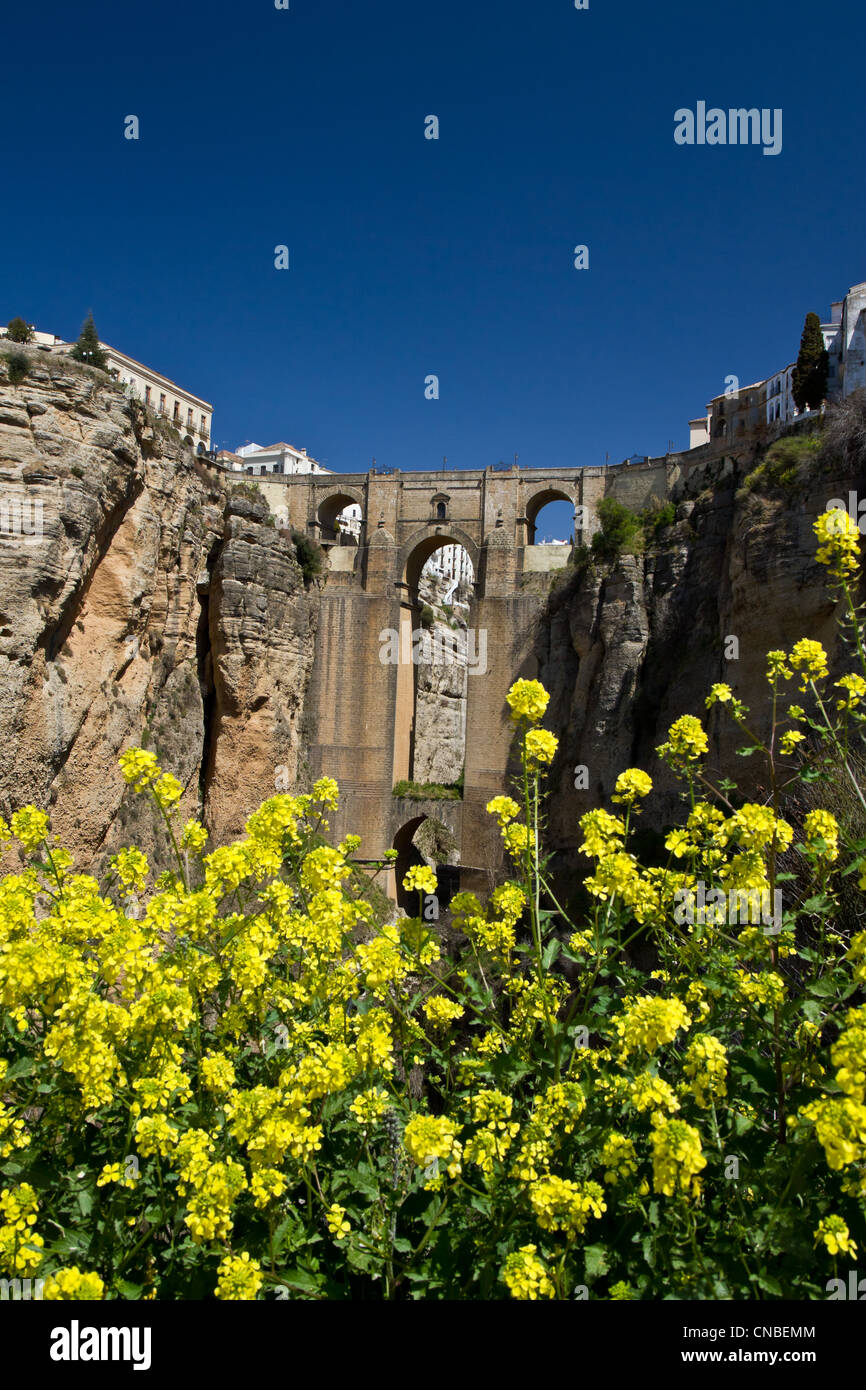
[814,509,860,579]
[524,729,559,766]
[503,823,533,858]
[326,1203,351,1241]
[682,1035,728,1108]
[349,1088,390,1127]
[611,768,653,806]
[779,729,805,757]
[402,864,437,896]
[118,747,160,790]
[422,995,464,1028]
[9,808,50,853]
[403,1113,462,1178]
[804,809,840,863]
[110,846,149,892]
[615,996,691,1058]
[705,683,733,706]
[215,1251,263,1300]
[42,1267,105,1300]
[650,1115,706,1198]
[656,715,708,771]
[180,819,209,853]
[153,772,183,812]
[529,1176,606,1236]
[789,639,829,689]
[765,650,792,681]
[502,1244,555,1300]
[486,796,520,826]
[815,1216,858,1259]
[506,679,550,723]
[836,673,866,710]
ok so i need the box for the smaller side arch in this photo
[315,487,365,543]
[524,487,575,544]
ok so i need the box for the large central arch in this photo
[391,527,480,792]
[399,525,481,593]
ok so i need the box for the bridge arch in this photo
[316,487,365,543]
[525,487,576,544]
[391,814,460,914]
[399,525,480,593]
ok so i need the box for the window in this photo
[200,414,207,435]
[187,408,193,426]
[145,386,151,406]
[159,393,166,414]
[437,502,446,519]
[173,402,180,421]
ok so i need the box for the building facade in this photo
[0,324,214,453]
[103,345,213,452]
[233,442,330,476]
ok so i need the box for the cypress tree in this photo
[792,311,829,412]
[70,312,108,370]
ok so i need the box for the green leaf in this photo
[542,938,561,969]
[277,1266,325,1292]
[3,1057,35,1083]
[114,1279,145,1299]
[808,977,838,998]
[348,1165,380,1201]
[584,1244,610,1279]
[754,1272,783,1297]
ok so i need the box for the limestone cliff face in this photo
[3,348,865,887]
[536,444,866,860]
[0,351,318,871]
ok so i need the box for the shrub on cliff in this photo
[3,351,30,385]
[1,512,865,1301]
[290,529,325,585]
[743,431,823,493]
[5,318,33,344]
[591,496,642,559]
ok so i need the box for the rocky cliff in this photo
[2,347,864,888]
[534,420,866,871]
[0,350,318,871]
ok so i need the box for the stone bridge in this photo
[245,456,695,901]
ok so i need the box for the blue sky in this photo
[3,0,865,539]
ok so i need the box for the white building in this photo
[0,326,65,348]
[232,442,331,476]
[103,345,213,452]
[0,323,214,453]
[822,282,866,399]
[423,544,475,586]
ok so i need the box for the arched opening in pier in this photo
[395,537,477,791]
[392,815,460,915]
